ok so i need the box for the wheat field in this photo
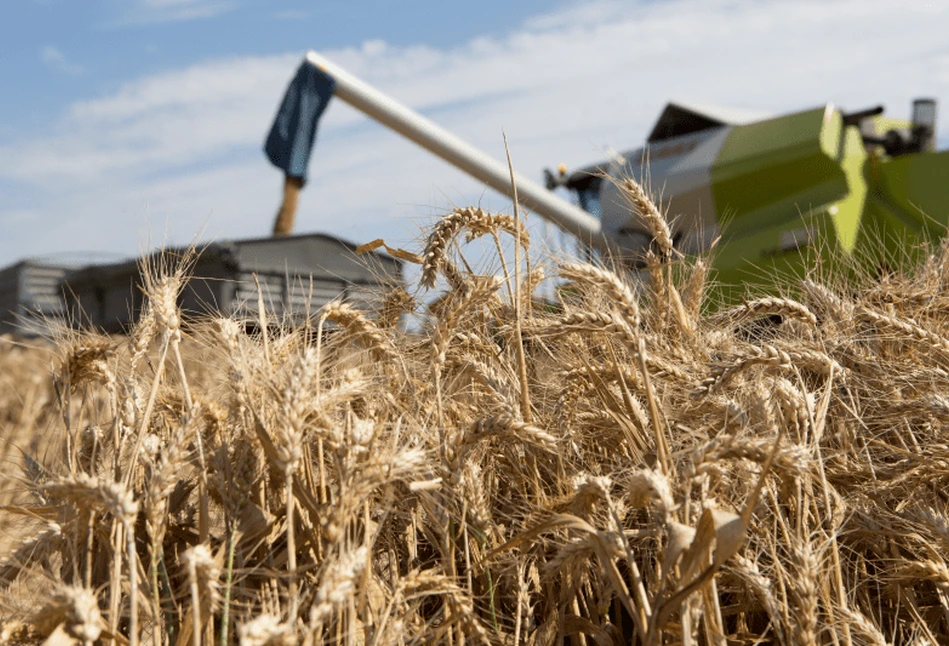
[1,182,949,645]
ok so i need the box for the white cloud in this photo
[41,45,83,75]
[273,10,310,21]
[3,0,949,268]
[114,0,233,24]
[143,0,209,6]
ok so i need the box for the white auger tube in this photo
[305,50,608,250]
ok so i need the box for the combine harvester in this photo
[289,51,948,296]
[546,99,948,291]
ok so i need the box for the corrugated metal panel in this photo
[56,233,403,331]
[286,276,347,313]
[345,283,387,313]
[0,264,22,328]
[233,273,285,315]
[227,232,402,284]
[0,261,71,335]
[232,272,373,320]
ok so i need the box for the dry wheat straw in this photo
[238,614,293,646]
[33,585,103,643]
[421,206,529,288]
[696,344,794,393]
[839,608,887,646]
[322,300,395,361]
[621,178,673,258]
[788,540,820,646]
[467,415,558,449]
[681,258,710,321]
[559,262,641,327]
[378,286,415,328]
[858,306,949,355]
[8,191,949,644]
[713,296,818,326]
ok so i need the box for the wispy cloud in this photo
[114,0,233,25]
[41,46,83,75]
[272,9,310,21]
[3,0,948,265]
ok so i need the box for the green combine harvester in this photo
[275,53,949,298]
[547,99,947,292]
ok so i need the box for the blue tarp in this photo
[264,60,337,184]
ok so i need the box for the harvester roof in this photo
[647,101,769,143]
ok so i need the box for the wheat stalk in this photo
[712,296,818,326]
[322,300,396,361]
[559,262,642,328]
[620,177,673,258]
[8,193,949,644]
[421,206,529,289]
[33,584,103,644]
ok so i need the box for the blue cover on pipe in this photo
[264,60,336,183]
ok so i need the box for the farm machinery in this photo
[277,52,949,296]
[545,98,948,291]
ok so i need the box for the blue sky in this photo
[0,0,557,143]
[1,0,947,268]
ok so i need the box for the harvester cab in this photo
[546,98,947,288]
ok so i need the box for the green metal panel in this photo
[832,126,869,252]
[866,150,949,234]
[710,106,848,235]
[856,149,949,271]
[702,105,882,296]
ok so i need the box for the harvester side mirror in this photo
[842,105,884,127]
